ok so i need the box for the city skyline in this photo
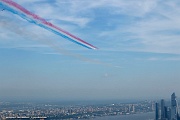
[155,92,180,120]
[0,99,155,119]
[1,0,180,101]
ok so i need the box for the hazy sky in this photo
[0,0,180,101]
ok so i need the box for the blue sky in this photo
[0,0,180,101]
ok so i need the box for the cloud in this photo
[0,13,59,53]
[1,0,180,55]
[13,0,92,27]
[96,0,180,54]
[62,0,157,16]
[146,56,180,61]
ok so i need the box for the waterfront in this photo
[87,112,154,120]
[0,101,154,120]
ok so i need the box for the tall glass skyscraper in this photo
[171,93,178,120]
[155,93,180,120]
[156,102,160,120]
[161,99,165,119]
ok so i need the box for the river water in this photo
[83,112,154,120]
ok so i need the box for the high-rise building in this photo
[132,104,135,113]
[167,107,171,120]
[155,93,180,120]
[129,104,131,113]
[171,92,178,120]
[156,102,160,120]
[152,102,155,111]
[164,106,172,120]
[165,106,168,119]
[128,104,135,113]
[161,99,165,119]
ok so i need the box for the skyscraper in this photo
[156,102,160,120]
[132,104,135,113]
[167,107,171,120]
[161,99,165,120]
[171,92,179,120]
[155,93,180,120]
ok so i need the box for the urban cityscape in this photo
[0,100,154,120]
[155,92,180,120]
[1,0,180,120]
[0,93,179,119]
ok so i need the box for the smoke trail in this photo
[0,12,121,68]
[0,0,97,49]
[0,17,99,65]
[0,1,121,68]
[41,40,121,68]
